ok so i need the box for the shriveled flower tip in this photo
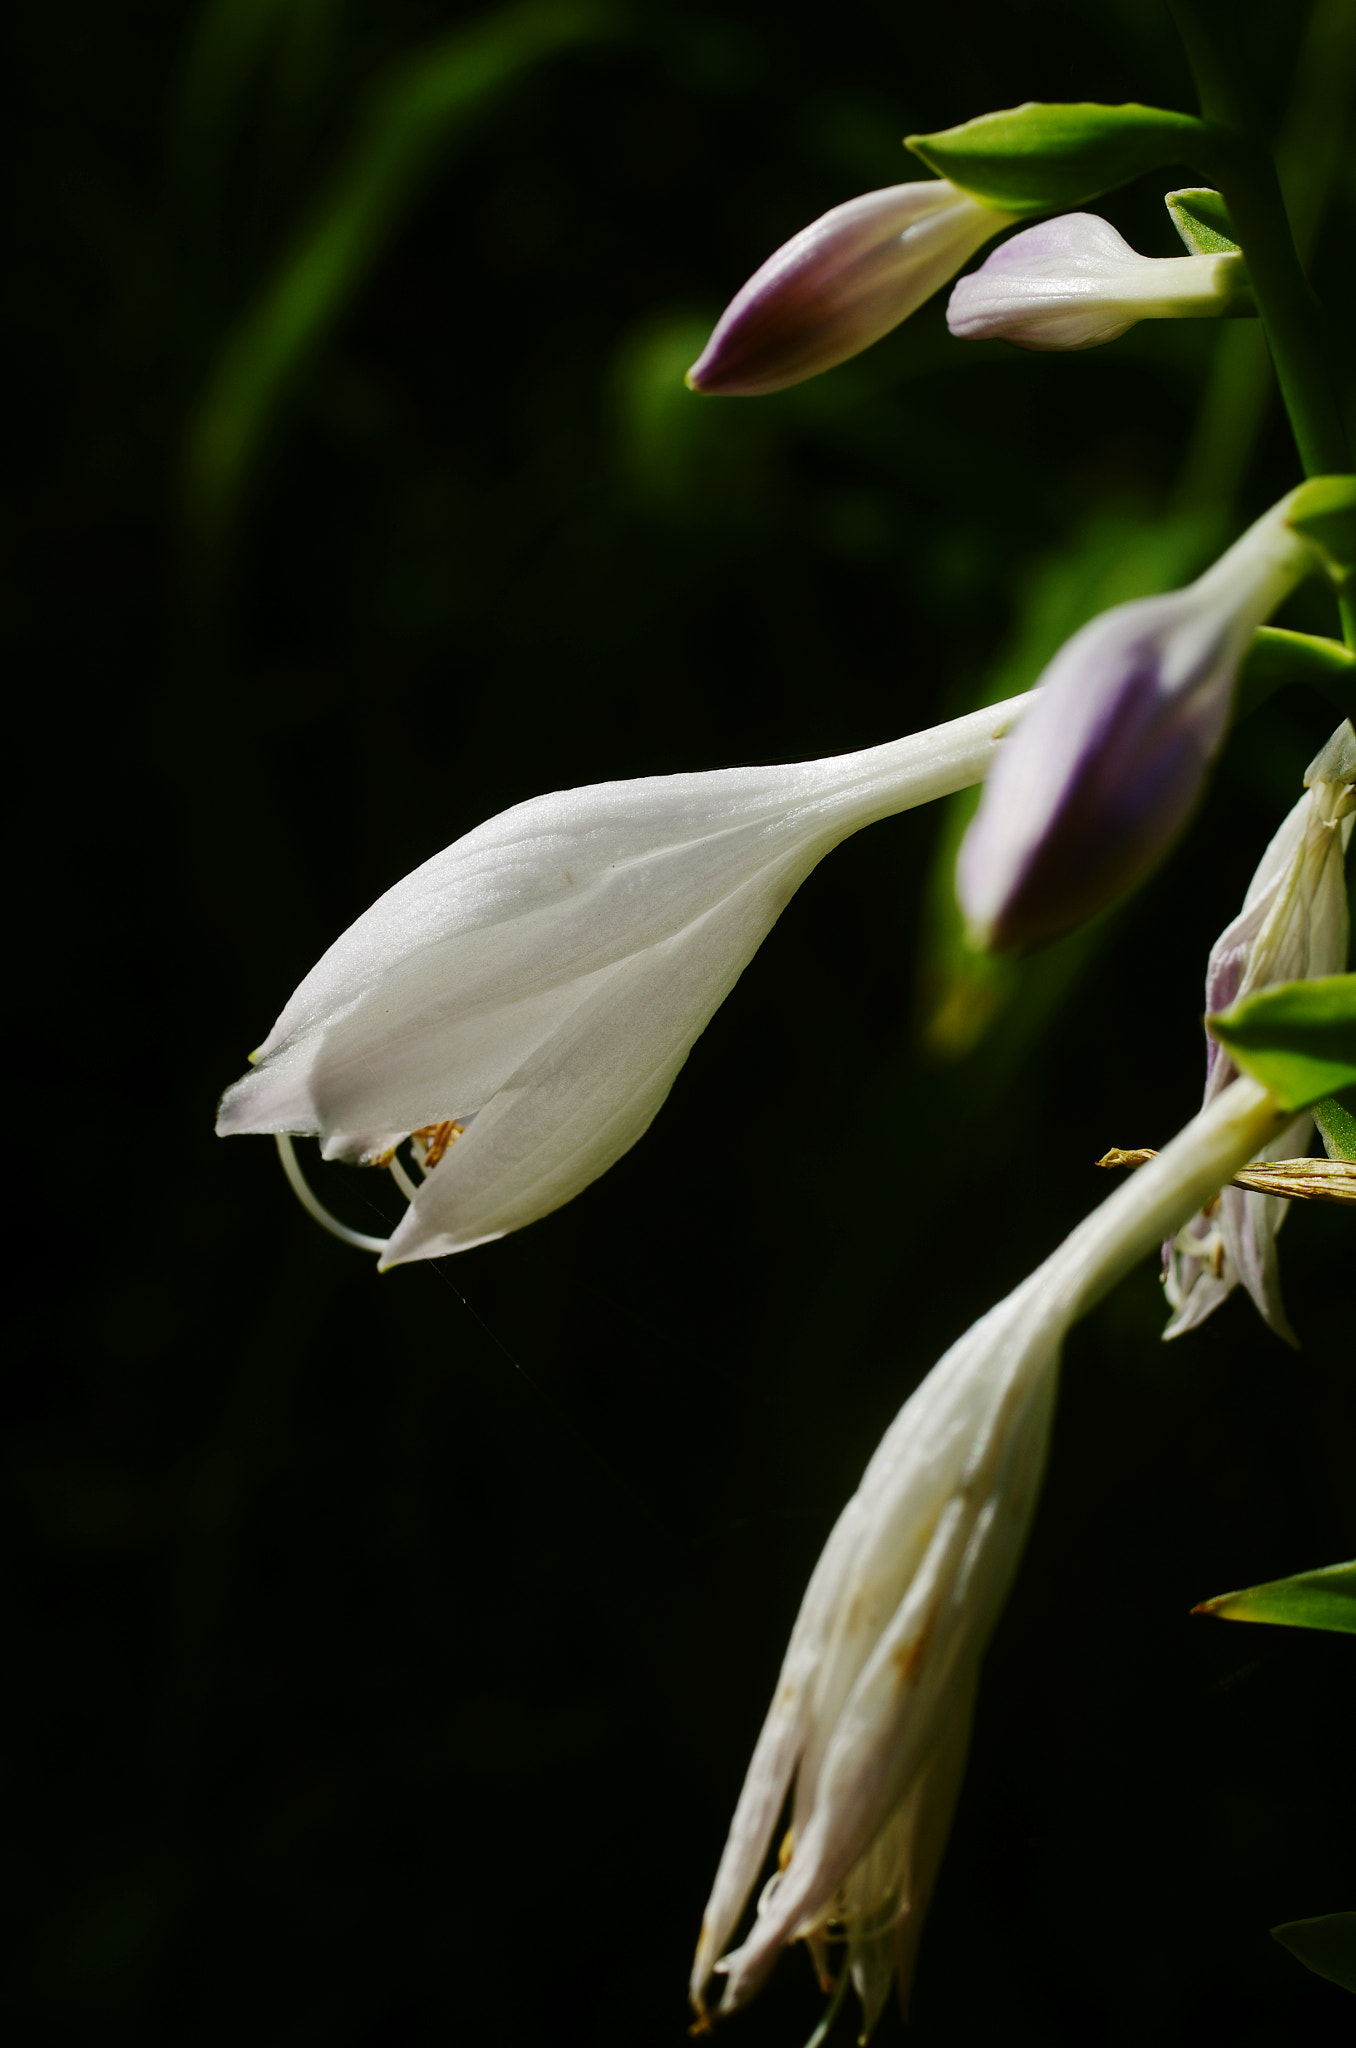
[687,181,1015,396]
[957,493,1323,953]
[947,211,1246,351]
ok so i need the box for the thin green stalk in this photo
[1171,1,1355,644]
[1169,4,1351,492]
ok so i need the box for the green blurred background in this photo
[9,0,1355,2042]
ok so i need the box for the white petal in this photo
[221,700,1029,1212]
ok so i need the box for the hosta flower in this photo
[691,1070,1289,2036]
[956,485,1339,952]
[686,181,1018,397]
[217,696,1030,1264]
[946,211,1247,351]
[1164,720,1355,1343]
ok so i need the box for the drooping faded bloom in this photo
[946,211,1247,351]
[218,696,1030,1264]
[956,485,1340,952]
[691,1070,1289,2037]
[1164,720,1355,1344]
[686,181,1018,397]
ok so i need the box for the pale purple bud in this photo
[957,492,1324,952]
[946,212,1247,351]
[1163,720,1354,1344]
[687,182,1017,397]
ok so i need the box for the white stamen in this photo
[275,1134,390,1255]
[388,1153,422,1204]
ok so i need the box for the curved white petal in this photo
[220,698,1029,1246]
[947,212,1244,352]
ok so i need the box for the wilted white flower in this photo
[217,697,1030,1264]
[686,181,1018,397]
[691,1071,1290,2036]
[956,486,1339,951]
[1164,720,1355,1343]
[946,211,1247,351]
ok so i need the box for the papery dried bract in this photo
[1164,721,1355,1343]
[946,211,1247,351]
[957,489,1332,952]
[687,181,1017,397]
[217,701,1028,1262]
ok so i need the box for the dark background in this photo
[9,1,1355,2043]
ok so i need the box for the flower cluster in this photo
[217,74,1355,2048]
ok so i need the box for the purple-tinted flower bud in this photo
[946,212,1247,351]
[1163,720,1354,1344]
[957,492,1327,952]
[687,182,1017,397]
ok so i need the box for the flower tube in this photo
[956,485,1341,952]
[1164,720,1355,1343]
[686,181,1018,397]
[691,1071,1289,2036]
[946,212,1248,351]
[217,696,1031,1264]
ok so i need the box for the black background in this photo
[9,1,1355,2043]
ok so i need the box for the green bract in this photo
[1207,974,1356,1111]
[1194,1560,1356,1634]
[1314,1095,1356,1162]
[1283,473,1356,587]
[906,102,1207,215]
[1165,186,1240,255]
[1271,1915,1356,1997]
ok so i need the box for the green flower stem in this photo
[1170,1,1355,646]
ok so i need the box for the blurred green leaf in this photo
[184,0,610,549]
[1208,975,1356,1110]
[1314,1095,1356,1160]
[1194,1561,1356,1633]
[906,101,1207,214]
[176,0,344,140]
[1165,186,1240,254]
[1272,1913,1356,1993]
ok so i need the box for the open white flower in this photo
[217,697,1030,1264]
[1164,720,1354,1343]
[691,1071,1290,2036]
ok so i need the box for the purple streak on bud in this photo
[956,595,1233,951]
[687,182,1014,397]
[957,499,1318,953]
[946,212,1245,352]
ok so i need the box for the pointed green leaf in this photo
[1314,1096,1356,1162]
[1272,1914,1356,1995]
[1165,187,1239,253]
[1207,976,1356,1112]
[906,102,1208,215]
[1165,187,1240,254]
[1194,1561,1356,1633]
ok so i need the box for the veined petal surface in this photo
[219,699,1028,1255]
